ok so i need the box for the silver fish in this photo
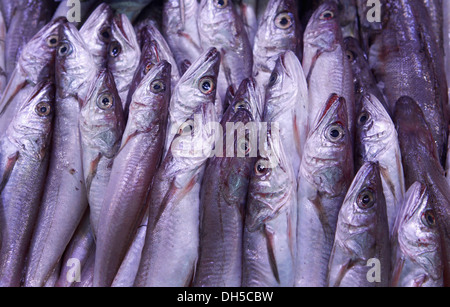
[0,81,54,287]
[79,69,125,237]
[94,61,171,287]
[0,12,6,96]
[391,182,444,287]
[296,94,354,287]
[327,162,390,287]
[24,22,97,287]
[135,83,218,287]
[198,0,253,101]
[242,126,297,287]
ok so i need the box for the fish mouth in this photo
[313,93,346,130]
[204,47,220,62]
[113,14,130,42]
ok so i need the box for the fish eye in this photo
[421,209,436,228]
[237,136,251,156]
[199,77,216,95]
[357,189,375,209]
[46,35,59,48]
[320,10,335,20]
[150,80,166,93]
[358,112,370,125]
[144,63,154,75]
[275,12,293,29]
[58,42,72,57]
[234,100,249,113]
[268,72,278,87]
[97,93,114,110]
[214,0,228,8]
[346,50,356,62]
[35,102,52,117]
[109,42,122,58]
[99,27,112,42]
[178,119,195,136]
[326,124,345,142]
[255,159,270,176]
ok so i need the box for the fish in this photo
[390,182,444,287]
[135,75,218,287]
[302,1,355,141]
[79,69,125,237]
[370,0,448,165]
[332,0,359,39]
[108,13,141,111]
[164,47,221,157]
[105,0,155,23]
[421,0,444,53]
[5,0,57,81]
[296,94,354,287]
[355,94,405,233]
[24,21,97,287]
[263,51,308,178]
[94,61,171,287]
[0,12,6,96]
[355,0,385,54]
[198,0,253,101]
[0,1,24,29]
[0,17,64,137]
[79,3,114,70]
[162,0,203,72]
[252,0,302,92]
[394,96,450,286]
[193,83,256,287]
[0,81,55,287]
[235,0,258,47]
[327,162,390,287]
[242,125,297,287]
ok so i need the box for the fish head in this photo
[336,161,387,260]
[80,3,114,68]
[18,17,65,83]
[302,93,353,197]
[303,1,341,53]
[393,182,443,281]
[343,36,369,86]
[56,22,97,100]
[80,69,125,158]
[199,0,235,25]
[224,77,261,122]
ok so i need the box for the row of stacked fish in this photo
[0,0,449,287]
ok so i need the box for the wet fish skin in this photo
[327,162,390,287]
[390,182,444,287]
[394,96,450,286]
[302,1,355,140]
[296,94,354,287]
[355,94,405,233]
[421,0,444,53]
[242,126,297,287]
[193,84,256,287]
[79,69,125,237]
[0,81,55,287]
[162,0,203,71]
[108,13,141,111]
[24,22,97,287]
[253,0,302,92]
[198,0,253,101]
[94,61,171,287]
[79,3,114,70]
[0,12,6,96]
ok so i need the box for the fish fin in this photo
[86,153,102,195]
[264,225,280,284]
[0,152,19,194]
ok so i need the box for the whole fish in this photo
[94,61,171,287]
[0,12,6,96]
[198,0,253,101]
[394,96,450,286]
[164,47,221,156]
[0,81,55,287]
[327,162,390,287]
[252,0,302,92]
[355,94,405,233]
[24,22,97,287]
[79,69,125,237]
[193,83,256,287]
[162,0,203,71]
[0,18,64,137]
[5,0,57,80]
[370,0,448,165]
[391,182,444,287]
[135,79,218,287]
[242,126,297,287]
[105,0,154,23]
[302,1,355,140]
[79,3,114,70]
[263,51,308,178]
[296,94,354,287]
[108,13,141,111]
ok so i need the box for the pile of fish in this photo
[0,0,449,287]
